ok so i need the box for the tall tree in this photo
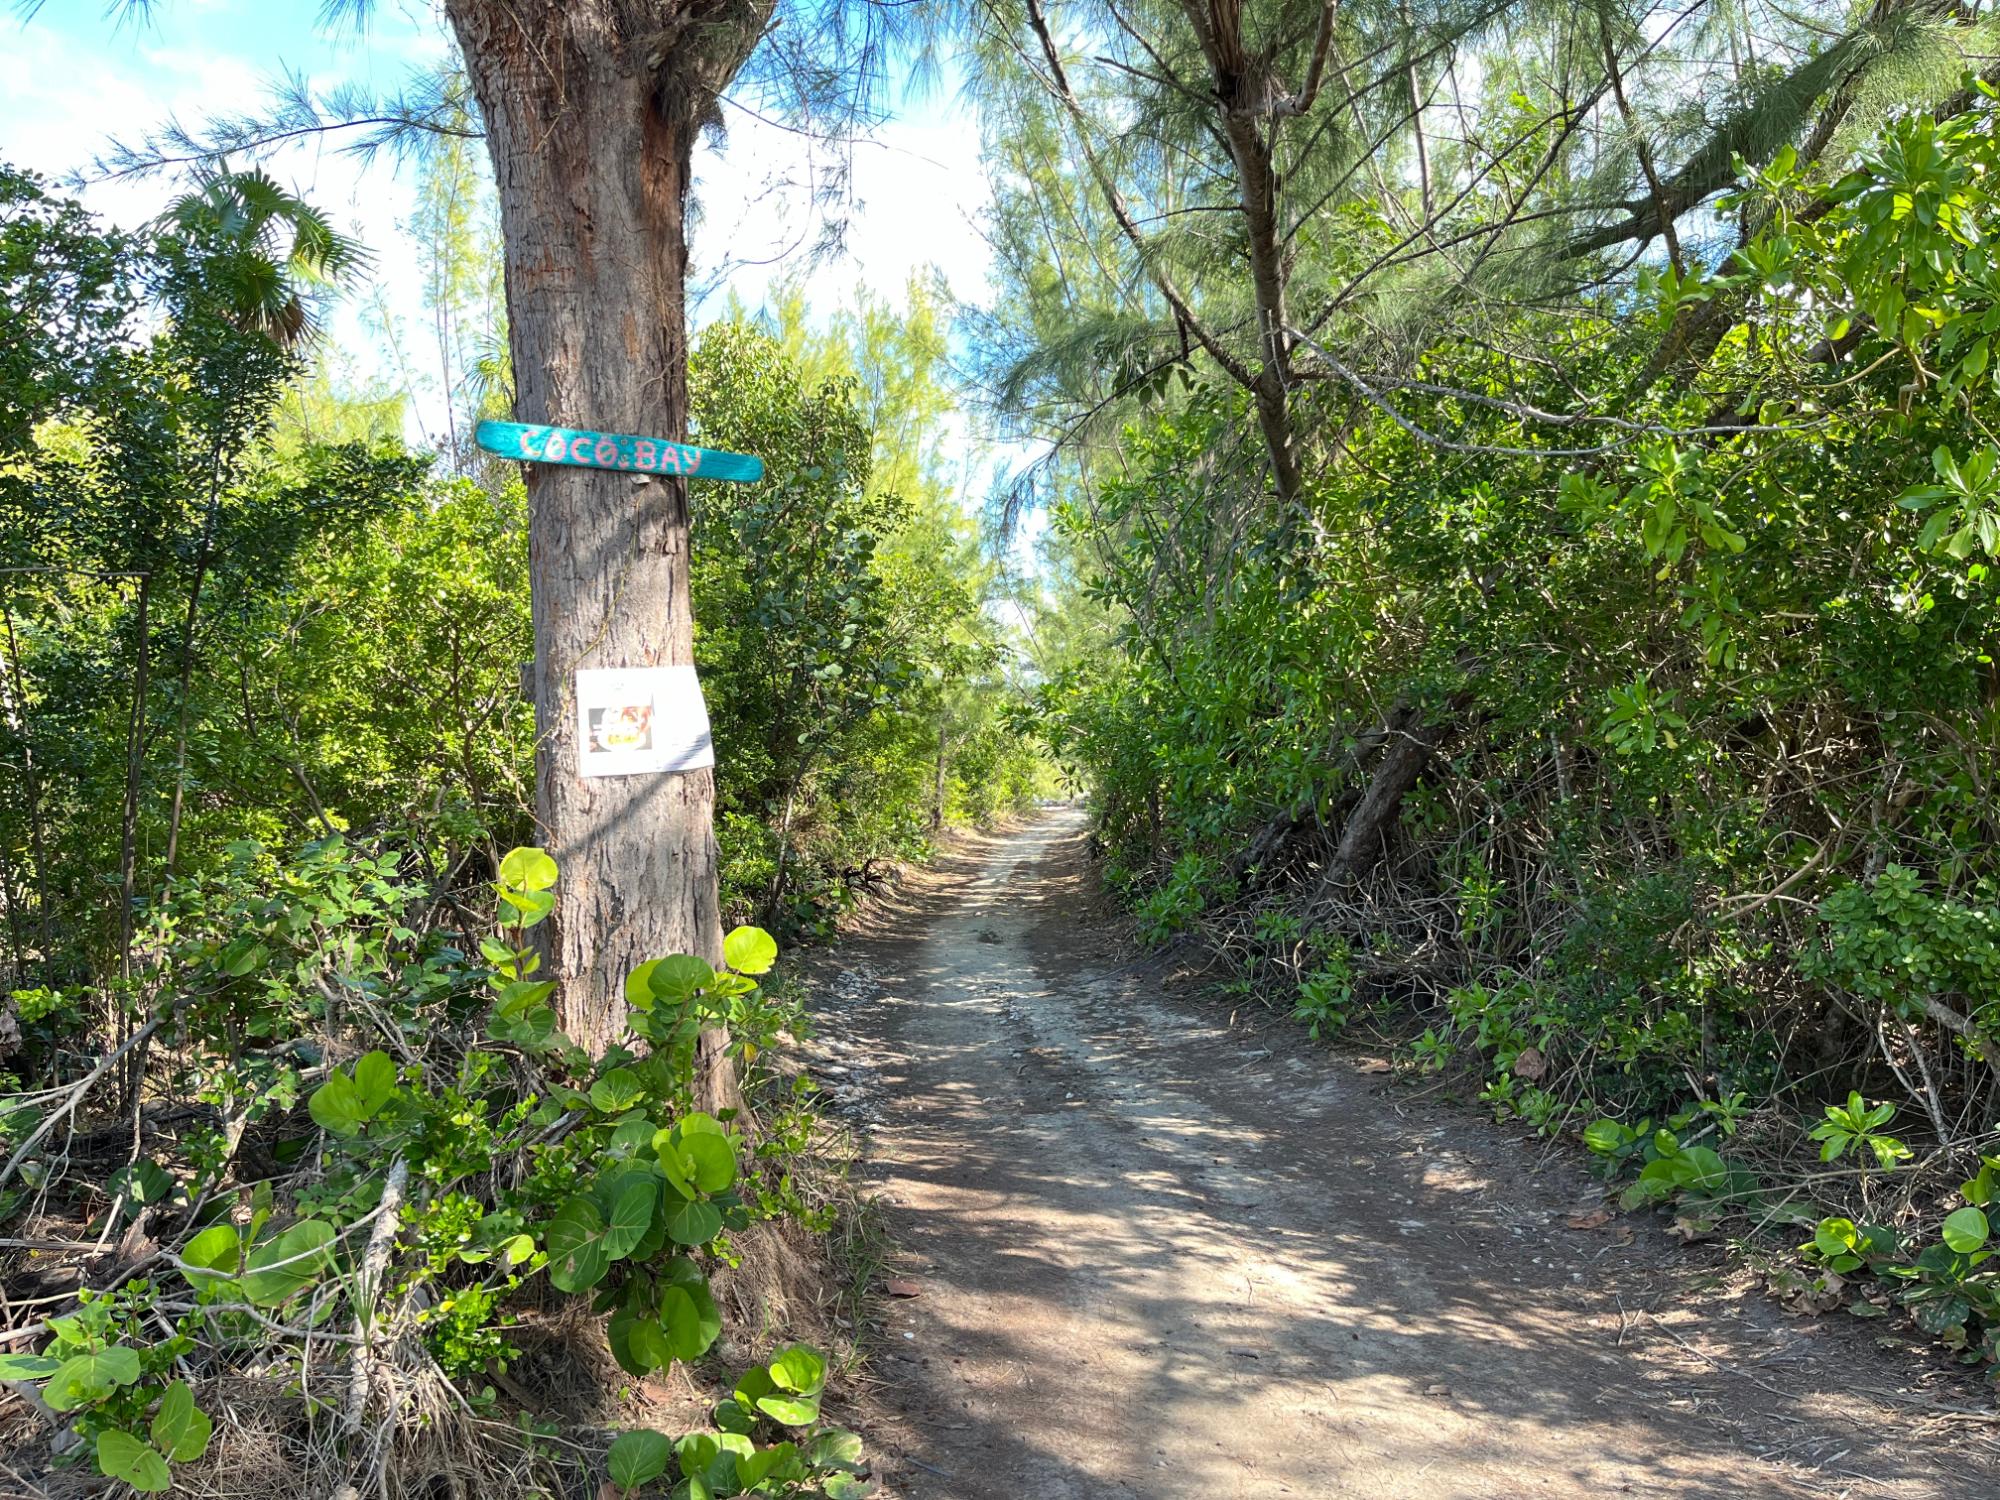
[438,1,925,1069]
[438,4,770,1071]
[51,0,921,1077]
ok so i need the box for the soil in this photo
[802,810,2000,1500]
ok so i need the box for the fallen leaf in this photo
[1354,1057,1392,1074]
[598,1483,624,1500]
[1565,1208,1613,1231]
[1512,1046,1547,1082]
[1610,1226,1635,1247]
[886,1278,922,1298]
[1423,1383,1452,1397]
[1670,1214,1717,1244]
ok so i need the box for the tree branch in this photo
[1272,0,1341,118]
[1017,0,1260,392]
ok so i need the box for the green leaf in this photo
[493,978,558,1019]
[657,1133,695,1198]
[590,1067,646,1114]
[181,1223,241,1290]
[1913,1293,1972,1335]
[664,1257,721,1353]
[736,1441,797,1488]
[0,1354,60,1379]
[602,1175,658,1261]
[1812,1218,1858,1258]
[1679,1146,1727,1191]
[647,954,716,1004]
[809,1429,866,1471]
[95,1345,140,1386]
[1942,1206,1990,1254]
[498,886,556,927]
[96,1428,170,1492]
[1580,1119,1628,1154]
[44,1347,142,1412]
[658,1286,711,1363]
[545,1196,613,1293]
[308,1072,366,1137]
[220,939,267,978]
[240,1220,335,1306]
[150,1380,212,1462]
[665,1198,722,1248]
[608,1115,658,1154]
[755,1390,821,1427]
[498,846,559,893]
[681,1132,736,1193]
[625,960,663,1010]
[488,1003,558,1050]
[677,1431,722,1480]
[607,1428,673,1490]
[43,1356,112,1412]
[768,1344,825,1395]
[722,926,778,976]
[608,1308,673,1377]
[351,1051,397,1113]
[108,1159,174,1206]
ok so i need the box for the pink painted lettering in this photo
[634,439,658,471]
[681,445,702,474]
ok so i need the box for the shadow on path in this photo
[815,812,2000,1500]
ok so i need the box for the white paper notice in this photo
[575,666,714,778]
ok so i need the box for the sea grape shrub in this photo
[0,1290,208,1494]
[1587,1113,2000,1374]
[605,1344,874,1498]
[0,842,840,1491]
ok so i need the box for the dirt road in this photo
[808,812,2000,1499]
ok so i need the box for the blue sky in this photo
[0,1,1002,454]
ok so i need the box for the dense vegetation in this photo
[972,1,2000,1374]
[0,167,1041,985]
[0,149,1041,1495]
[12,1,2000,1493]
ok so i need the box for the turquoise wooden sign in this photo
[476,420,764,484]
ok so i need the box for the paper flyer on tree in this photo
[574,666,714,778]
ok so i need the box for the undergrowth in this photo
[0,836,874,1498]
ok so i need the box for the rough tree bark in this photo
[446,2,770,1099]
[1310,692,1474,903]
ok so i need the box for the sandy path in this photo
[810,812,2000,1499]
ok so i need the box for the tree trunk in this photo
[1227,712,1405,886]
[765,780,798,916]
[163,494,219,878]
[1312,703,1452,900]
[118,576,152,983]
[931,717,948,832]
[0,598,52,969]
[448,1,768,1097]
